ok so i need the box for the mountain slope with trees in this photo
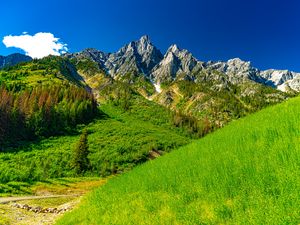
[0,53,32,69]
[0,36,298,198]
[0,97,191,187]
[0,56,98,148]
[67,37,293,130]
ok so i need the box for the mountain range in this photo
[67,35,300,92]
[1,35,299,92]
[1,36,299,225]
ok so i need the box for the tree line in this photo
[0,83,98,148]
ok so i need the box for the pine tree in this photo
[72,129,90,175]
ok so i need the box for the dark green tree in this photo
[72,129,90,175]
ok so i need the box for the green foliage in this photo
[0,177,100,197]
[0,56,99,148]
[0,216,10,225]
[112,82,133,111]
[1,55,296,225]
[71,58,104,77]
[172,111,212,137]
[0,84,98,148]
[57,96,300,225]
[0,56,84,91]
[0,96,191,184]
[72,130,90,175]
[134,76,156,95]
[161,79,291,129]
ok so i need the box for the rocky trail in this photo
[0,196,79,225]
[0,195,78,204]
[0,178,106,225]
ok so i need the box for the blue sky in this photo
[1,0,300,71]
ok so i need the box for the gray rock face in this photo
[205,58,300,92]
[69,35,163,78]
[105,35,163,77]
[0,53,32,69]
[76,48,108,68]
[150,44,200,83]
[289,75,300,92]
[205,58,262,83]
[260,69,300,91]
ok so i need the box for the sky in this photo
[1,0,300,71]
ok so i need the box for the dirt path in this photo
[0,178,106,225]
[0,195,78,204]
[0,197,80,225]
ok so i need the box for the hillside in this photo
[0,56,85,89]
[0,38,294,148]
[0,56,98,148]
[57,96,300,225]
[0,37,299,224]
[0,53,32,69]
[0,95,192,188]
[68,36,293,129]
[0,44,296,194]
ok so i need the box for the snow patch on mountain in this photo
[154,83,162,93]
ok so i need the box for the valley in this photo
[0,35,299,224]
[0,178,105,225]
[57,95,300,225]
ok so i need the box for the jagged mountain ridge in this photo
[0,44,291,131]
[150,44,202,83]
[260,69,300,92]
[67,35,163,79]
[0,53,32,69]
[67,35,300,92]
[205,58,300,92]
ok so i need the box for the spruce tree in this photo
[72,129,90,175]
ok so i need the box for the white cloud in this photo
[2,32,68,59]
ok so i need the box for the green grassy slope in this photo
[57,96,300,225]
[0,56,84,90]
[0,99,191,193]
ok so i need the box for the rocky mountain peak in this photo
[205,58,262,84]
[67,48,108,68]
[166,44,196,60]
[167,44,180,53]
[260,69,300,91]
[226,58,254,73]
[139,35,150,44]
[117,35,153,55]
[135,35,155,56]
[105,35,163,77]
[63,36,300,92]
[227,58,250,67]
[150,44,199,83]
[81,48,108,58]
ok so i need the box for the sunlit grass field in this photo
[0,99,191,193]
[57,96,300,224]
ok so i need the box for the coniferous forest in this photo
[0,84,97,148]
[0,57,99,149]
[2,0,300,224]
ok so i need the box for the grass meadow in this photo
[57,96,300,225]
[0,99,191,194]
